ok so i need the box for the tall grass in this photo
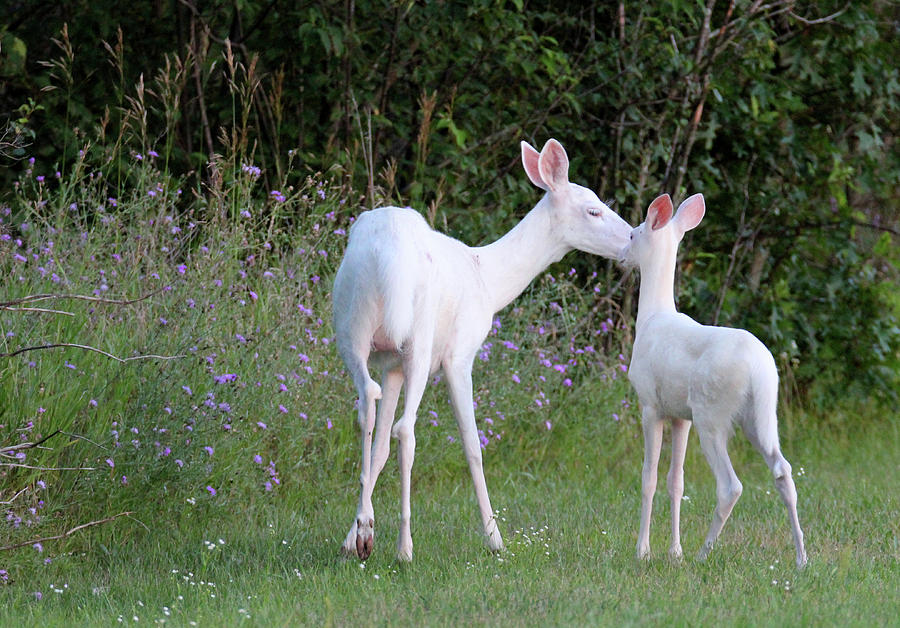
[0,110,637,599]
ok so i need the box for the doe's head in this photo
[620,193,705,268]
[521,139,632,261]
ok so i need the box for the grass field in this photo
[0,412,896,626]
[1,155,897,626]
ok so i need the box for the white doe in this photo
[620,193,807,568]
[333,138,632,562]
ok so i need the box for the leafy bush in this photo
[1,4,897,410]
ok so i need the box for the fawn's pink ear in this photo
[521,141,548,191]
[646,194,674,230]
[537,139,569,191]
[674,193,705,232]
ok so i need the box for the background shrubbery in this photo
[2,0,897,403]
[0,2,898,621]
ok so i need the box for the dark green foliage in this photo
[1,0,898,402]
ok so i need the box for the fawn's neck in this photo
[636,250,678,334]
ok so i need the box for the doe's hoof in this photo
[356,518,375,561]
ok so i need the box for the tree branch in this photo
[0,287,167,309]
[0,343,184,362]
[0,512,133,552]
[0,307,75,316]
[60,430,110,451]
[0,430,62,456]
[0,463,96,471]
[0,488,29,506]
[789,3,851,26]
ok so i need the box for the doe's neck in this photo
[475,200,570,314]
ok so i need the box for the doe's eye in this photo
[587,208,602,217]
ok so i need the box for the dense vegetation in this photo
[0,2,898,623]
[3,0,898,403]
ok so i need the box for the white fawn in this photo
[332,139,632,561]
[620,192,807,568]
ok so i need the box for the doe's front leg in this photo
[444,361,504,553]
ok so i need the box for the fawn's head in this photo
[620,192,705,269]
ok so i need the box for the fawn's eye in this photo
[588,208,602,217]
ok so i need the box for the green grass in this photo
[1,151,897,626]
[0,418,896,626]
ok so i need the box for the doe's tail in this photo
[376,235,420,349]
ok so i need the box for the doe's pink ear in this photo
[646,194,674,230]
[537,139,569,191]
[521,141,548,191]
[674,193,705,232]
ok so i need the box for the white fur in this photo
[333,139,632,561]
[620,193,807,568]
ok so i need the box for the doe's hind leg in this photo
[340,373,382,560]
[391,338,433,562]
